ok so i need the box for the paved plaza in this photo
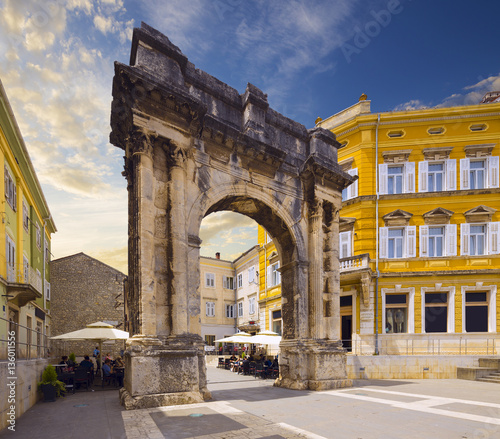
[2,366,500,439]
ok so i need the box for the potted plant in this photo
[68,352,77,367]
[38,364,66,402]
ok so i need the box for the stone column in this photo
[129,132,157,337]
[167,143,189,336]
[308,199,325,339]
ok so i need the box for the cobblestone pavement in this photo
[3,366,500,439]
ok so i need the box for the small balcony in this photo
[5,264,43,307]
[340,253,370,272]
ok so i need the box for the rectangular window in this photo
[339,231,352,259]
[388,228,404,258]
[6,234,16,282]
[387,165,404,194]
[4,166,17,211]
[223,276,234,289]
[385,294,407,333]
[272,310,282,335]
[249,297,256,315]
[343,168,358,201]
[428,163,444,192]
[23,202,29,232]
[225,304,234,318]
[26,315,32,357]
[237,273,243,288]
[271,263,280,286]
[238,302,243,317]
[23,256,29,283]
[45,281,51,301]
[248,266,255,283]
[206,301,215,317]
[35,224,41,249]
[470,225,486,256]
[465,292,488,332]
[424,293,448,333]
[428,227,444,257]
[470,160,486,189]
[205,273,215,288]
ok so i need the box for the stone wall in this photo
[50,253,126,359]
[0,359,48,431]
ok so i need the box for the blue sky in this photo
[0,0,499,273]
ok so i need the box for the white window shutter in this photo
[379,164,388,195]
[488,222,500,255]
[487,156,499,188]
[276,261,281,285]
[445,224,457,256]
[379,227,389,258]
[418,161,428,192]
[406,226,416,258]
[339,231,352,259]
[445,159,456,191]
[405,162,415,193]
[419,225,429,257]
[206,302,210,316]
[223,276,227,289]
[460,223,470,255]
[347,168,358,199]
[460,158,470,190]
[267,266,271,288]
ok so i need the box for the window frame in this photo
[249,297,256,315]
[380,226,416,259]
[205,301,215,317]
[225,303,234,318]
[237,301,243,318]
[461,285,496,333]
[237,273,243,288]
[205,273,215,288]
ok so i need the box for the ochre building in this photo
[317,95,500,356]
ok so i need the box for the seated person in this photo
[59,355,69,365]
[242,358,250,375]
[272,357,279,368]
[102,359,114,378]
[79,355,94,372]
[114,356,124,368]
[264,357,272,368]
[229,354,237,362]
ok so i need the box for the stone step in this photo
[478,358,500,369]
[477,377,500,384]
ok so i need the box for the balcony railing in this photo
[340,253,370,272]
[6,264,43,294]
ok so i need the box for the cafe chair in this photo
[74,368,90,391]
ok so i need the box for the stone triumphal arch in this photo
[110,23,355,409]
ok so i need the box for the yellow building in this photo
[258,226,282,335]
[0,80,56,427]
[318,94,500,355]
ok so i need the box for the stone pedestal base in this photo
[121,334,211,410]
[274,339,352,391]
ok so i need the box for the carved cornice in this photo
[383,209,413,226]
[300,154,355,191]
[464,205,497,223]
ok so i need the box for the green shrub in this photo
[38,364,67,397]
[69,353,76,364]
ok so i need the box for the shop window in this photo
[424,293,448,333]
[205,335,215,346]
[385,294,408,333]
[465,292,488,332]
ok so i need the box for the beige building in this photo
[200,253,237,345]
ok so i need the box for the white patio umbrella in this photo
[215,331,252,344]
[248,330,281,346]
[51,321,129,378]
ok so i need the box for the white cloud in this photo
[392,99,429,111]
[94,14,113,33]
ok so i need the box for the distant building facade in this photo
[200,248,261,347]
[0,81,56,429]
[50,253,126,358]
